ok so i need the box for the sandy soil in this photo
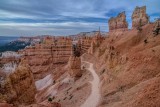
[80,61,101,107]
[35,74,53,90]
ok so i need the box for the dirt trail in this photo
[80,61,101,107]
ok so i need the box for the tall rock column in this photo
[132,6,150,28]
[68,44,82,78]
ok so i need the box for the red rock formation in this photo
[132,6,150,28]
[79,36,93,54]
[0,60,36,106]
[84,23,160,107]
[19,36,72,79]
[68,56,81,78]
[89,31,105,54]
[68,45,82,78]
[43,36,54,44]
[108,12,128,31]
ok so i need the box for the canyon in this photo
[0,6,160,107]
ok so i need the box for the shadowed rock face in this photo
[108,12,128,31]
[153,19,160,35]
[132,6,150,28]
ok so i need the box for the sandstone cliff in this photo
[19,36,72,80]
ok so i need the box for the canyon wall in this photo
[21,36,72,64]
[108,12,128,31]
[79,32,105,54]
[80,36,93,54]
[89,31,105,54]
[19,36,72,79]
[132,6,150,28]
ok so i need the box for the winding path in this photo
[81,61,101,107]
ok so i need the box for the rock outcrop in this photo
[79,31,105,55]
[68,56,81,78]
[0,60,36,106]
[108,12,128,31]
[68,45,82,78]
[19,36,72,79]
[80,36,93,54]
[89,31,105,54]
[132,6,150,28]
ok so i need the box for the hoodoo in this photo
[68,44,82,78]
[132,6,150,28]
[108,11,128,31]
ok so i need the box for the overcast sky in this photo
[0,0,159,36]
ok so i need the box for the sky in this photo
[0,0,159,36]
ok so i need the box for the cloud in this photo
[0,21,108,36]
[0,0,159,36]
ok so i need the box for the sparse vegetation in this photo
[100,69,105,75]
[48,97,53,102]
[0,41,30,52]
[152,49,155,52]
[137,19,143,32]
[144,39,148,44]
[153,20,160,36]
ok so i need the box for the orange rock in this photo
[108,11,128,31]
[132,6,150,28]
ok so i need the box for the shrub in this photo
[48,97,52,102]
[137,19,143,32]
[144,39,148,44]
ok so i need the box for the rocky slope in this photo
[83,22,160,107]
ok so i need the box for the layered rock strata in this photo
[89,31,105,54]
[79,36,93,54]
[19,36,72,79]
